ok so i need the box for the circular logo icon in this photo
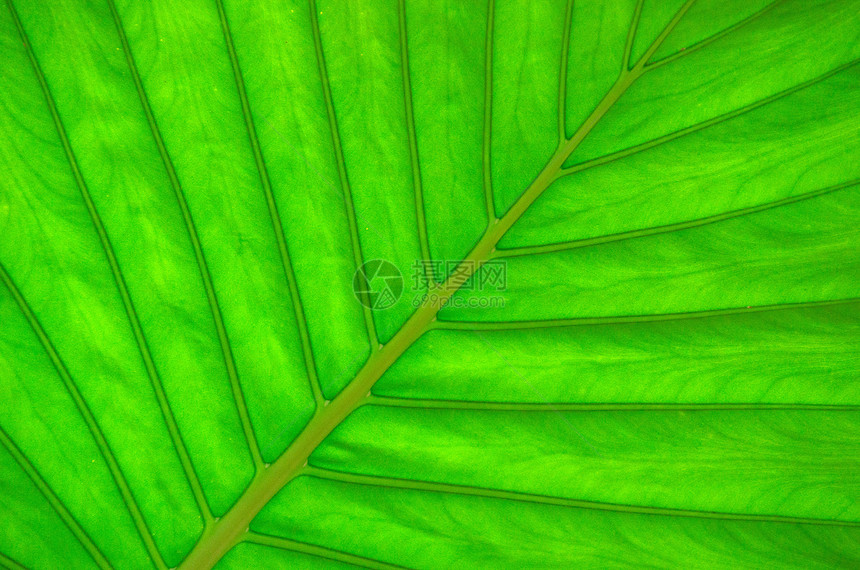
[352,259,403,310]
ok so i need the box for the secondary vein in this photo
[0,551,27,570]
[559,58,860,178]
[109,0,266,475]
[0,262,167,565]
[0,427,112,569]
[646,0,784,71]
[482,0,497,223]
[309,0,379,351]
[305,467,860,527]
[398,0,433,286]
[366,397,860,413]
[214,0,325,417]
[496,178,860,258]
[245,533,410,570]
[178,4,698,567]
[5,0,205,559]
[622,0,645,71]
[435,298,860,331]
[557,0,575,143]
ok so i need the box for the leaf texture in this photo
[0,0,859,568]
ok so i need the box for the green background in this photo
[1,0,858,568]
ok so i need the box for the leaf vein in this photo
[498,178,860,258]
[482,0,497,222]
[557,0,575,142]
[214,0,325,419]
[177,5,730,566]
[309,0,379,351]
[0,427,111,569]
[0,262,166,566]
[306,467,860,528]
[398,0,432,285]
[560,58,860,178]
[623,0,645,71]
[646,0,785,70]
[366,397,860,413]
[0,551,27,570]
[245,533,411,570]
[436,298,860,331]
[5,0,203,562]
[110,0,267,475]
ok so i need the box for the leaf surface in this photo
[1,0,859,568]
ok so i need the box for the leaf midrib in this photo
[178,3,699,565]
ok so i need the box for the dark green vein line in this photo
[497,179,860,258]
[5,0,201,561]
[0,551,27,570]
[0,428,111,569]
[557,0,574,143]
[0,262,165,566]
[109,0,265,474]
[213,0,324,416]
[633,0,698,73]
[398,0,432,285]
[623,0,645,71]
[559,58,860,178]
[646,0,784,70]
[245,533,409,570]
[366,397,860,413]
[499,0,695,227]
[306,467,860,528]
[309,0,379,350]
[436,298,860,331]
[462,330,602,457]
[482,0,496,222]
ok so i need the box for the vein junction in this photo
[178,2,701,567]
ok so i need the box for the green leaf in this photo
[1,0,859,568]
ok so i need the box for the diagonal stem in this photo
[178,3,695,567]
